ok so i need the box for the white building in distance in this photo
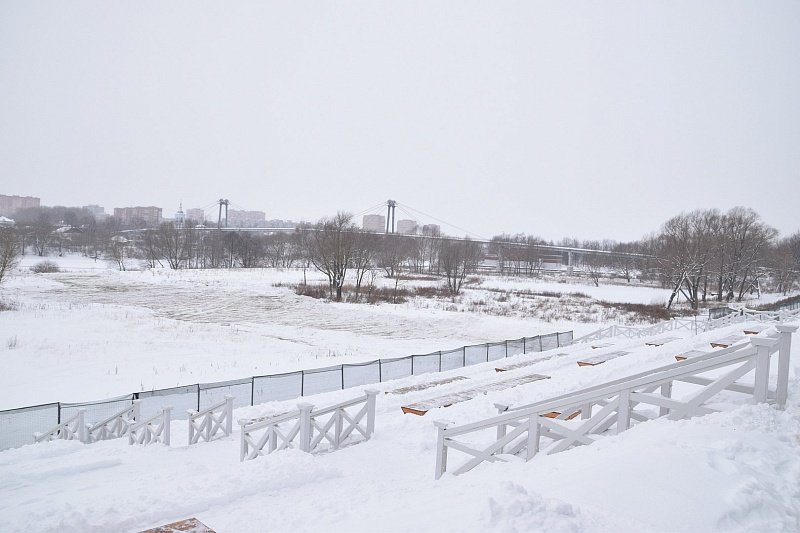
[396,219,417,235]
[362,214,386,232]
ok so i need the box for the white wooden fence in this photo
[574,305,800,344]
[239,390,378,462]
[33,409,87,443]
[434,325,797,479]
[86,401,140,443]
[188,395,233,445]
[129,407,172,446]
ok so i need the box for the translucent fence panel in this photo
[540,333,559,351]
[557,331,573,346]
[199,378,252,411]
[487,342,506,361]
[138,385,198,420]
[0,403,59,449]
[343,361,380,389]
[412,352,440,375]
[440,348,465,372]
[380,357,412,381]
[524,336,542,353]
[253,372,302,404]
[61,395,134,427]
[303,365,343,396]
[465,344,488,366]
[507,338,525,357]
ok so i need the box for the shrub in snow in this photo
[31,261,60,274]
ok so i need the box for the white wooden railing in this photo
[34,409,87,443]
[188,396,233,445]
[433,325,797,479]
[128,407,172,446]
[239,390,378,462]
[574,305,800,344]
[85,401,140,443]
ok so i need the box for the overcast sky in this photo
[1,1,798,241]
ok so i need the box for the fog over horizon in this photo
[2,1,798,242]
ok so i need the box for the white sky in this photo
[1,1,798,241]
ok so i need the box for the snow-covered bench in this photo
[709,335,746,348]
[386,376,469,395]
[401,373,550,416]
[576,351,631,367]
[644,336,680,347]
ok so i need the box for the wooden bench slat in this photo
[401,373,550,416]
[645,336,681,346]
[709,335,746,348]
[386,376,469,395]
[577,351,631,367]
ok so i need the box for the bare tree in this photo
[439,238,483,296]
[306,213,357,301]
[350,231,379,301]
[0,228,21,286]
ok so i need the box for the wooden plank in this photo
[645,336,681,347]
[386,376,468,395]
[577,351,631,367]
[743,325,768,335]
[543,409,581,420]
[401,374,550,416]
[710,335,745,348]
[674,350,709,362]
[496,360,541,372]
[591,342,614,350]
[140,518,215,533]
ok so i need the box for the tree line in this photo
[1,205,798,308]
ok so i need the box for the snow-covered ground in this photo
[1,256,798,532]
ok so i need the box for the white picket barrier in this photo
[128,407,172,446]
[239,390,378,462]
[34,408,87,443]
[434,326,797,479]
[574,304,799,345]
[85,401,141,443]
[188,396,233,445]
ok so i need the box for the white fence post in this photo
[434,421,450,480]
[659,381,673,417]
[224,395,234,437]
[750,338,774,404]
[617,389,631,434]
[163,407,172,446]
[365,390,378,439]
[298,403,314,453]
[525,416,540,461]
[132,399,141,423]
[775,325,798,409]
[76,409,87,443]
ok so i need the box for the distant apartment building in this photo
[113,206,162,226]
[362,214,386,232]
[82,204,107,219]
[421,224,441,236]
[0,194,40,216]
[227,209,266,227]
[186,208,205,223]
[396,219,418,235]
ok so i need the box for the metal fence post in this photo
[523,337,527,354]
[251,378,255,406]
[462,347,466,368]
[196,384,200,411]
[505,340,509,358]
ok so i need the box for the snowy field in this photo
[1,256,798,532]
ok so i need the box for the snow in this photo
[1,256,799,532]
